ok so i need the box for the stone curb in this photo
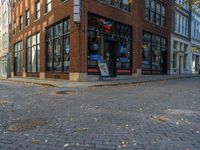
[89,75,200,87]
[0,75,199,88]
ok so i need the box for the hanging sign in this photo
[73,0,81,23]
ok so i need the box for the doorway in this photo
[162,51,168,75]
[179,56,183,74]
[104,40,116,77]
[195,56,199,72]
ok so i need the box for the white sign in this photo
[98,61,109,77]
[73,0,81,23]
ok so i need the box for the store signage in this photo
[73,0,81,23]
[192,47,197,53]
[98,60,109,77]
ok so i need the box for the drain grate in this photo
[54,90,77,95]
[7,118,48,132]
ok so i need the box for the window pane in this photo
[53,38,62,71]
[47,41,53,71]
[63,35,70,71]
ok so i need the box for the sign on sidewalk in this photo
[98,60,109,77]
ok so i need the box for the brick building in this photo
[11,0,172,81]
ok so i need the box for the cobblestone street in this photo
[0,77,200,150]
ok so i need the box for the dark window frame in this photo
[144,0,166,27]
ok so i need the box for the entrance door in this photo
[179,56,182,74]
[105,40,116,77]
[195,56,199,72]
[14,56,17,76]
[162,51,168,75]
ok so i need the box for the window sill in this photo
[25,25,30,29]
[44,11,51,16]
[60,0,68,5]
[34,18,40,23]
[144,19,167,29]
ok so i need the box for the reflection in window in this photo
[142,31,167,73]
[145,0,166,27]
[88,14,132,74]
[14,42,23,73]
[27,33,40,72]
[46,19,70,72]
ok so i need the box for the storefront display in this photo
[142,31,167,74]
[46,19,70,72]
[88,14,132,75]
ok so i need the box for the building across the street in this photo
[170,0,192,75]
[0,0,11,79]
[191,4,200,74]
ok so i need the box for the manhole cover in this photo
[0,100,12,105]
[55,91,77,95]
[7,119,48,132]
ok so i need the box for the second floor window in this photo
[13,22,16,34]
[13,0,16,8]
[19,16,23,31]
[99,0,130,11]
[145,0,166,27]
[45,0,52,13]
[175,11,189,37]
[35,1,41,20]
[25,10,30,26]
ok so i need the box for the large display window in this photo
[88,14,132,75]
[46,19,70,72]
[142,31,167,74]
[14,41,23,73]
[27,33,40,72]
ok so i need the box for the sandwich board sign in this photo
[98,60,109,78]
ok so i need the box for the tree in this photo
[178,0,200,10]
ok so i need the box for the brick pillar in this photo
[22,35,27,78]
[69,25,87,81]
[39,22,47,79]
[69,1,87,81]
[132,0,142,76]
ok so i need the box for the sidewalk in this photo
[0,74,199,88]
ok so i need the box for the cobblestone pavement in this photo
[0,77,200,150]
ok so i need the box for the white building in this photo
[0,0,11,79]
[191,5,200,74]
[170,0,192,74]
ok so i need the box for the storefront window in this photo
[142,43,151,69]
[88,14,132,74]
[46,18,70,72]
[152,45,160,70]
[47,41,53,71]
[27,33,40,72]
[142,31,167,73]
[14,41,23,73]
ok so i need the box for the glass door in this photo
[105,40,116,77]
